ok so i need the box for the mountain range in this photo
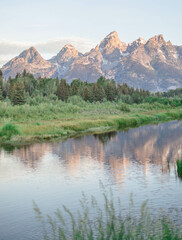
[1,31,182,91]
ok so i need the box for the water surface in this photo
[1,120,182,240]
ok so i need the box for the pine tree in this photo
[93,84,106,102]
[82,86,90,101]
[15,73,21,79]
[11,82,26,105]
[0,70,3,100]
[56,77,59,87]
[56,79,70,101]
[0,87,3,101]
[8,83,15,101]
[71,85,79,96]
[22,69,27,77]
[0,70,3,86]
[105,82,117,101]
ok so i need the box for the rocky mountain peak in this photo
[146,34,166,46]
[127,37,146,52]
[157,34,165,42]
[1,31,182,92]
[104,30,119,40]
[19,46,43,64]
[136,37,146,44]
[62,44,77,51]
[99,31,127,54]
[50,44,80,64]
[1,46,54,79]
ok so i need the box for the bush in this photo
[119,94,134,104]
[0,123,20,140]
[67,95,86,107]
[117,103,131,112]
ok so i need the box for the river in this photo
[0,120,182,239]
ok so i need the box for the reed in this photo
[34,189,182,240]
[177,159,182,177]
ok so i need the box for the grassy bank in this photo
[0,99,182,146]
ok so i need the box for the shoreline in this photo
[1,108,182,148]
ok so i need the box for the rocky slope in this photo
[1,31,182,91]
[2,47,56,79]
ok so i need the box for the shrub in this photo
[119,94,134,104]
[117,103,131,112]
[67,95,86,107]
[0,123,20,140]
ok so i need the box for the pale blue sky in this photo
[0,0,182,66]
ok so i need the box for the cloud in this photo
[0,37,97,67]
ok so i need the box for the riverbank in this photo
[0,100,182,147]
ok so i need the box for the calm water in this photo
[1,120,182,240]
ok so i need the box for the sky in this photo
[0,0,182,67]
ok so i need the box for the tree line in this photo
[1,69,182,107]
[0,70,152,105]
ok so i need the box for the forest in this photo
[1,69,182,107]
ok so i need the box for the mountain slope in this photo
[2,47,56,79]
[49,44,82,79]
[1,31,182,91]
[115,35,182,91]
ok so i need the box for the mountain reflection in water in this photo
[1,120,182,240]
[2,121,182,178]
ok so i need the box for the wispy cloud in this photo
[0,37,97,67]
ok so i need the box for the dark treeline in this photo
[1,69,182,107]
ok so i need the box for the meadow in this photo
[0,96,182,146]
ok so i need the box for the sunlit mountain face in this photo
[2,31,182,91]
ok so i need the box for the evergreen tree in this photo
[0,86,3,101]
[22,69,27,77]
[0,70,3,100]
[15,73,21,79]
[56,79,70,101]
[92,84,106,102]
[11,82,26,105]
[0,70,3,86]
[97,76,108,88]
[8,83,15,101]
[81,86,90,101]
[105,82,117,101]
[56,77,59,87]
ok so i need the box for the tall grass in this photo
[176,159,182,177]
[34,189,182,240]
[0,99,182,144]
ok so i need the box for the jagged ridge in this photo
[1,31,182,91]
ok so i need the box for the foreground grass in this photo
[34,188,182,240]
[0,99,182,146]
[176,159,182,178]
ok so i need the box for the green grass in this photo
[34,188,182,240]
[176,159,182,177]
[0,100,182,146]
